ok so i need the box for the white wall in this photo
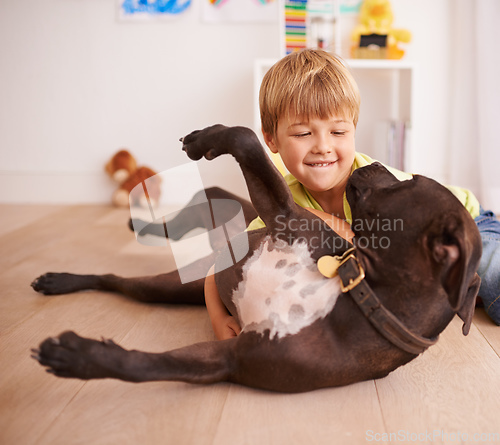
[391,0,452,184]
[0,0,455,204]
[0,0,279,204]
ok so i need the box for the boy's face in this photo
[264,113,356,199]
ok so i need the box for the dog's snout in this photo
[347,163,399,208]
[180,137,187,152]
[355,162,384,179]
[349,163,400,190]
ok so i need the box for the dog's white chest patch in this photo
[233,237,341,339]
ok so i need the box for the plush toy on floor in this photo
[351,0,411,59]
[105,150,161,208]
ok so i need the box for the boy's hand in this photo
[205,266,242,341]
[212,314,242,341]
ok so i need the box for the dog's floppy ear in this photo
[456,273,481,335]
[428,215,481,335]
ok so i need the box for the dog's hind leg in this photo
[31,252,216,305]
[129,187,257,246]
[33,328,339,391]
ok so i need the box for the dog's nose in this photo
[358,162,384,178]
[180,138,187,152]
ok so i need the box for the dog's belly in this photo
[232,237,341,339]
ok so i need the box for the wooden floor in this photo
[1,204,499,445]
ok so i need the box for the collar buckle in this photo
[338,253,365,293]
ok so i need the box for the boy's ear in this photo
[262,131,278,154]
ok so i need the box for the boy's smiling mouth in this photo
[305,161,337,167]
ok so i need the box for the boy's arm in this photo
[205,266,241,340]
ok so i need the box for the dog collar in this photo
[320,249,438,355]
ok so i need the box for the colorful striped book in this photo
[285,0,308,54]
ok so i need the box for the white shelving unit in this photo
[253,57,416,172]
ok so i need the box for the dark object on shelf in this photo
[354,33,388,58]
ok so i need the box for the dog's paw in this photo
[128,217,136,232]
[181,125,258,161]
[31,272,91,295]
[129,218,167,238]
[181,124,228,161]
[31,331,126,380]
[128,217,150,236]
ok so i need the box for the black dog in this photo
[31,125,482,393]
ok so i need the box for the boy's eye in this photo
[293,132,310,138]
[333,131,346,136]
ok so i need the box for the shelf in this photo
[255,57,413,71]
[344,58,414,70]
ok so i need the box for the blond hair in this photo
[259,49,360,137]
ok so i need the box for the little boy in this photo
[205,49,500,339]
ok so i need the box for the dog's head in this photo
[346,163,482,336]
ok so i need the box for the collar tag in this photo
[317,255,342,278]
[317,247,357,279]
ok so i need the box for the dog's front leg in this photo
[32,331,237,384]
[182,125,298,231]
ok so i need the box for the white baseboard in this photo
[0,171,115,204]
[0,168,250,206]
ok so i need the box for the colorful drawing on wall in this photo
[340,0,361,14]
[118,0,192,20]
[208,0,275,5]
[208,0,229,6]
[208,0,227,6]
[203,0,278,23]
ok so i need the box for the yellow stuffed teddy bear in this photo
[351,0,411,59]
